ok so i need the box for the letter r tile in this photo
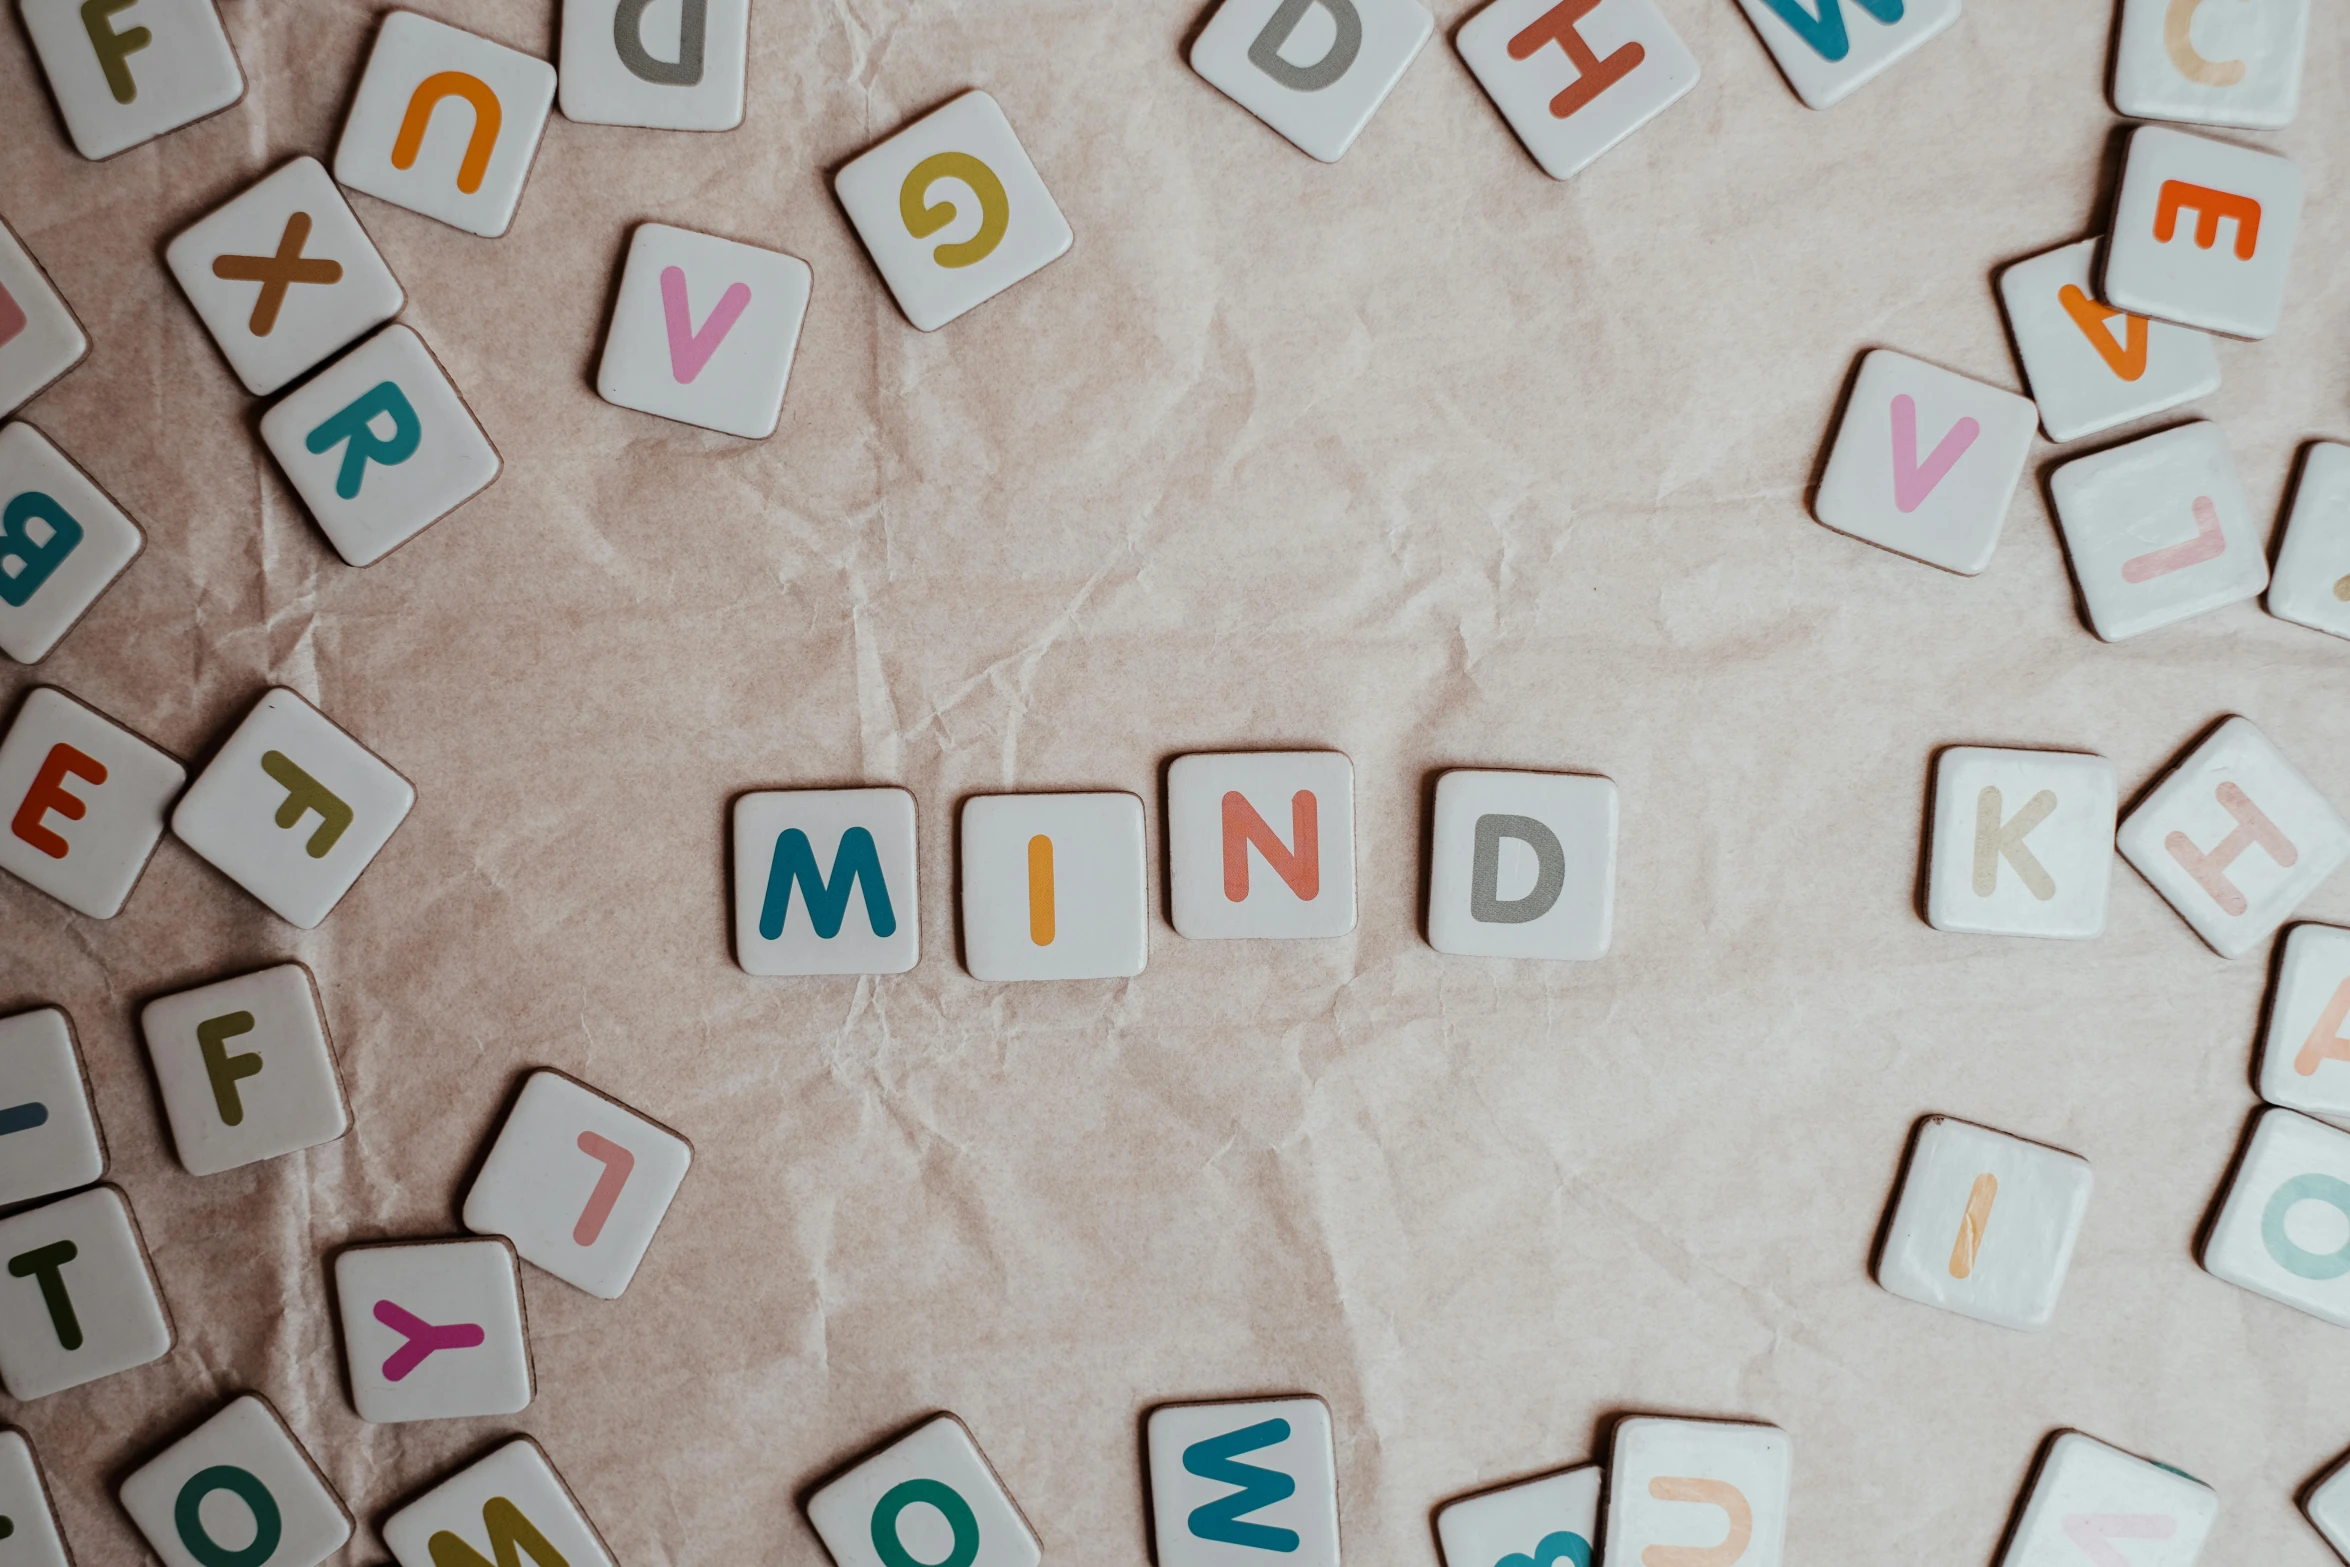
[1427,768,1616,960]
[1189,0,1435,163]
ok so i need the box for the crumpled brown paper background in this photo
[4,0,2349,1560]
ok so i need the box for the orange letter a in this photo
[1223,791,1318,902]
[2058,284,2149,381]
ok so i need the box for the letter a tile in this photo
[596,223,813,439]
[0,1184,171,1400]
[1997,1431,2215,1567]
[2258,924,2350,1126]
[1925,747,2115,940]
[120,1394,351,1567]
[1731,0,1960,109]
[1434,1463,1598,1567]
[140,963,348,1177]
[834,91,1073,332]
[1170,751,1356,940]
[171,688,415,929]
[807,1414,1040,1567]
[733,787,919,976]
[2050,422,2266,641]
[333,1238,531,1423]
[2102,125,2302,339]
[1813,349,2037,576]
[0,686,183,919]
[20,0,244,161]
[2267,441,2350,644]
[2113,0,2309,132]
[333,10,558,238]
[0,422,146,665]
[1427,768,1616,959]
[2118,716,2348,959]
[1457,0,1700,181]
[1605,1418,1791,1567]
[1997,240,2219,445]
[0,220,88,418]
[1148,1398,1341,1567]
[558,0,752,130]
[1876,1116,2093,1330]
[1190,0,1434,163]
[382,1438,616,1567]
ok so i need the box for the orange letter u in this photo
[392,71,503,194]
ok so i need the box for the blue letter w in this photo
[759,827,895,941]
[1760,0,1903,62]
[1184,1419,1299,1553]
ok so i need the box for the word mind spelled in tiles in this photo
[463,1069,693,1299]
[333,1238,531,1422]
[165,156,405,397]
[1997,240,2218,445]
[0,686,183,919]
[807,1414,1041,1567]
[1997,1431,2216,1567]
[0,221,88,418]
[2050,421,2265,642]
[2112,0,2308,131]
[258,323,500,566]
[559,0,751,131]
[1877,1116,2094,1330]
[1605,1417,1791,1567]
[2102,124,2302,340]
[835,91,1073,332]
[2268,441,2350,643]
[1427,768,1615,959]
[139,963,348,1177]
[1148,1397,1341,1567]
[171,687,416,928]
[1926,747,2115,940]
[2259,924,2350,1126]
[2205,1107,2350,1326]
[0,421,144,665]
[596,223,813,440]
[961,792,1148,981]
[1731,0,1959,109]
[381,1438,615,1567]
[2117,716,2348,959]
[0,1430,72,1567]
[119,1394,351,1567]
[0,1184,171,1399]
[1191,0,1433,164]
[1813,349,2037,576]
[1457,0,1700,182]
[1169,750,1356,939]
[0,1008,104,1208]
[1434,1461,1598,1567]
[733,787,918,976]
[334,10,558,238]
[20,0,243,160]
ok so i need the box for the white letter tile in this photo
[1997,240,2218,445]
[0,422,144,665]
[0,1009,104,1209]
[960,792,1148,981]
[1877,1116,2093,1330]
[2050,421,2266,642]
[1428,768,1615,959]
[333,1238,531,1423]
[807,1414,1040,1567]
[1192,0,1432,164]
[0,221,88,418]
[1170,751,1356,940]
[1813,349,2037,576]
[0,1429,72,1567]
[2260,924,2350,1127]
[0,686,182,919]
[1435,1463,1597,1567]
[0,1184,171,1400]
[2305,1446,2350,1563]
[2268,441,2350,643]
[732,787,919,976]
[2102,125,2301,340]
[139,963,348,1178]
[382,1439,615,1567]
[1997,1432,2215,1567]
[120,1394,350,1567]
[1730,0,1959,109]
[596,222,812,440]
[2205,1107,2350,1327]
[2113,0,2308,131]
[1457,0,1699,181]
[558,0,750,131]
[1604,1418,1790,1567]
[20,0,243,161]
[1147,1397,1340,1567]
[1926,747,2115,940]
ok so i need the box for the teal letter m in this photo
[759,827,896,941]
[1185,1419,1300,1553]
[1761,0,1904,62]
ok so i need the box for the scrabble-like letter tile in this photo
[1170,751,1356,940]
[20,0,243,161]
[1191,0,1433,164]
[258,324,499,566]
[382,1439,615,1567]
[2113,0,2308,131]
[596,223,813,439]
[171,688,414,928]
[732,787,919,976]
[1457,0,1700,181]
[0,1008,105,1208]
[2102,125,2302,340]
[139,964,347,1177]
[165,158,405,397]
[1605,1418,1790,1567]
[1926,748,2115,940]
[1428,768,1615,959]
[0,1184,170,1399]
[120,1394,350,1567]
[2307,1447,2350,1563]
[2206,1107,2350,1326]
[2050,422,2266,641]
[0,221,88,418]
[0,1429,72,1567]
[834,91,1073,333]
[2269,442,2350,643]
[1877,1116,2093,1330]
[333,1238,530,1423]
[960,792,1148,981]
[1997,1432,2216,1567]
[1434,1463,1597,1567]
[558,0,750,131]
[0,422,143,665]
[808,1414,1040,1567]
[1997,240,2219,445]
[462,1069,692,1299]
[2117,716,2348,959]
[1147,1397,1340,1567]
[2260,925,2350,1126]
[1813,349,2037,576]
[333,11,558,239]
[1731,0,1959,109]
[0,686,182,919]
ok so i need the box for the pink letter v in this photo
[1890,394,1980,513]
[660,266,752,385]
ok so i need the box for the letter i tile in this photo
[959,792,1148,980]
[596,223,813,439]
[0,1008,106,1208]
[19,0,244,161]
[139,964,348,1177]
[1876,1117,2094,1330]
[382,1438,617,1567]
[171,688,415,929]
[808,1414,1041,1567]
[731,787,920,976]
[0,423,146,666]
[333,1238,531,1423]
[1434,1463,1598,1567]
[1456,0,1700,181]
[0,1185,172,1400]
[1427,768,1616,959]
[0,686,183,919]
[2050,422,2266,641]
[1604,1418,1791,1567]
[462,1069,693,1299]
[2117,716,2349,959]
[558,0,752,131]
[1925,748,2115,940]
[0,1429,74,1567]
[1997,1432,2215,1567]
[0,220,89,418]
[1189,0,1434,163]
[1147,1399,1340,1567]
[120,1394,351,1567]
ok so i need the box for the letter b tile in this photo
[333,1238,531,1423]
[20,0,244,161]
[1926,748,2115,940]
[0,686,183,919]
[171,688,416,929]
[1605,1418,1790,1567]
[732,787,920,976]
[0,422,145,665]
[0,1184,172,1400]
[1434,1462,1598,1567]
[140,963,349,1177]
[1997,1431,2215,1567]
[1427,768,1615,960]
[1147,1398,1340,1567]
[559,0,752,130]
[807,1414,1040,1567]
[1190,0,1434,163]
[120,1394,351,1567]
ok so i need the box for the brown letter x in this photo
[211,212,343,336]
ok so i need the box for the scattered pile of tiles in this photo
[2,0,2348,1562]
